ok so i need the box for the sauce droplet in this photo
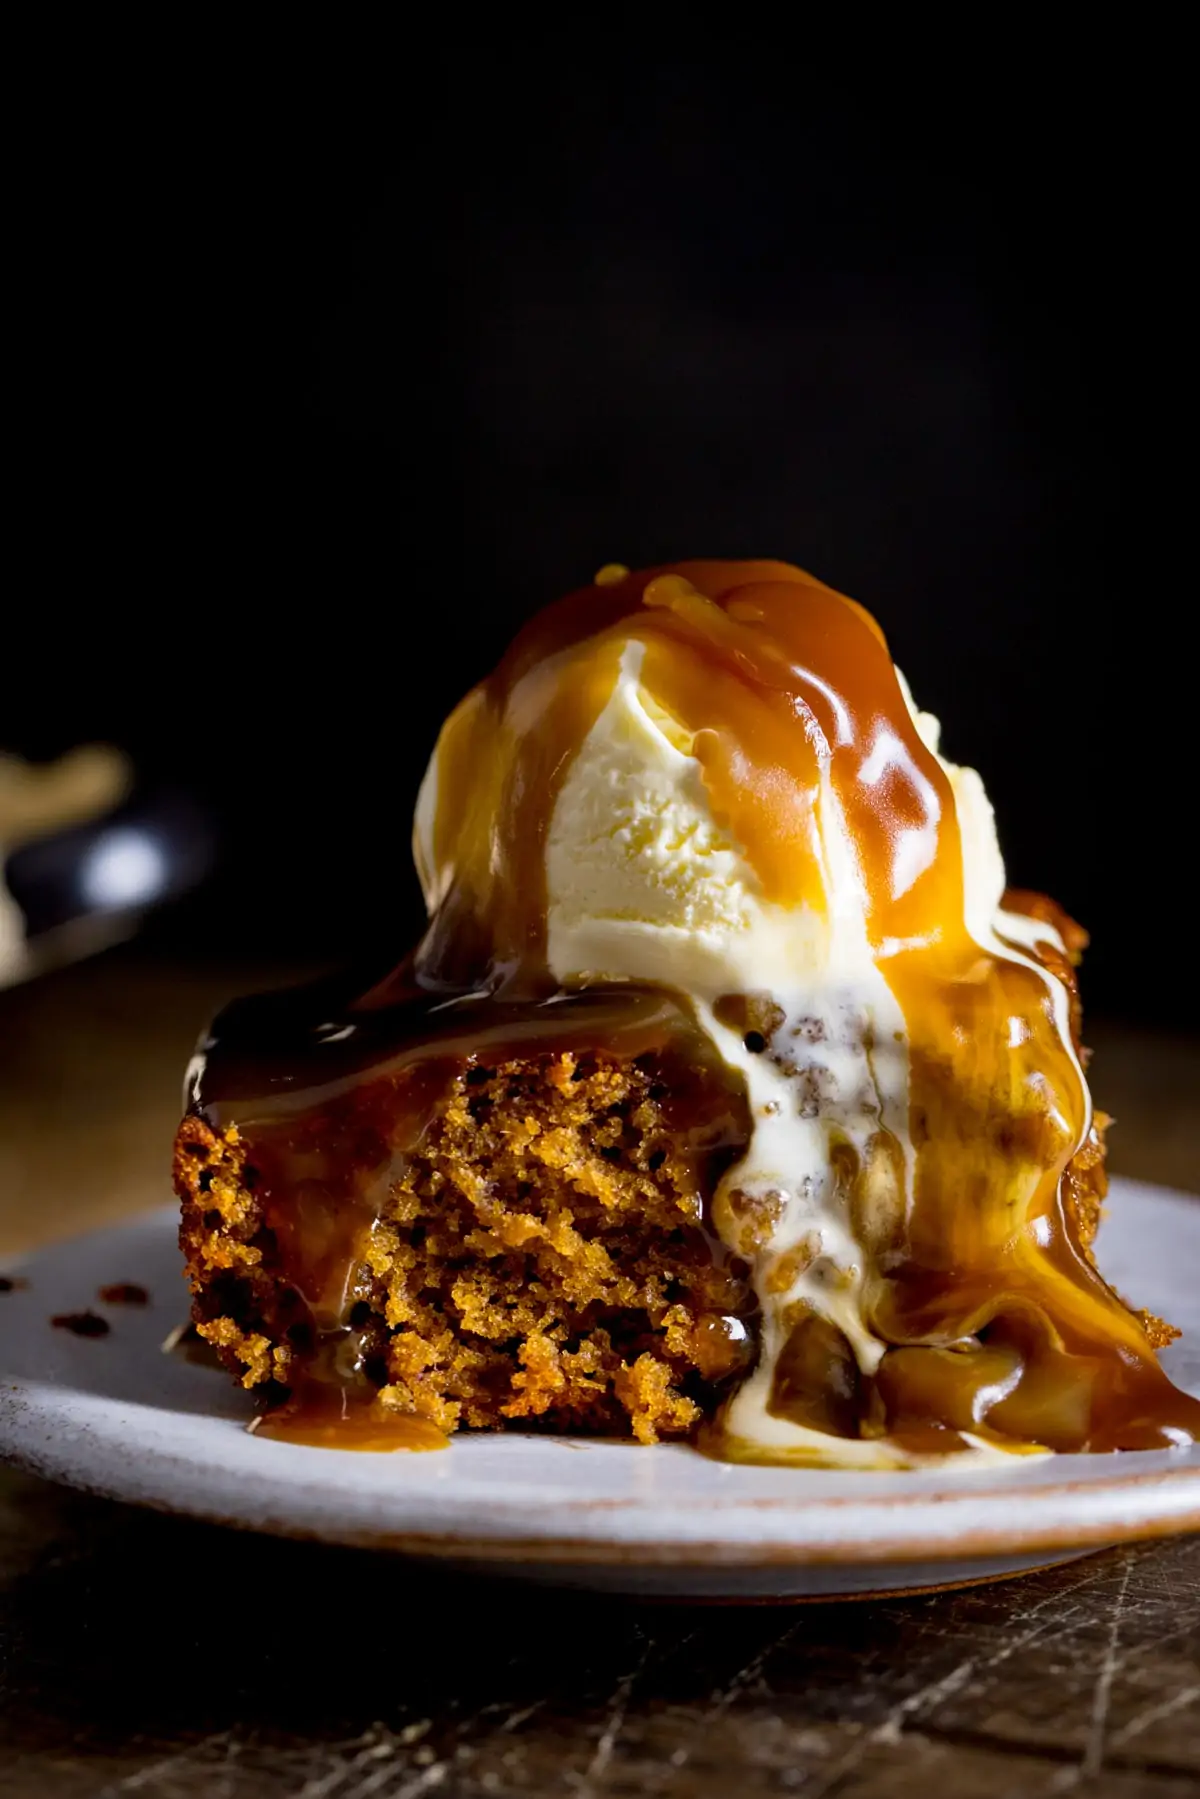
[593,562,630,587]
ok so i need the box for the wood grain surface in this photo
[1,946,1198,1797]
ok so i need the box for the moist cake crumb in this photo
[177,1050,754,1441]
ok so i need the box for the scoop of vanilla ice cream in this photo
[546,649,754,942]
[544,644,1036,993]
[544,645,832,996]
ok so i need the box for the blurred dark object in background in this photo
[0,741,214,988]
[7,51,1192,1024]
[3,783,214,983]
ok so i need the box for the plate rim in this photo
[1,1414,1197,1566]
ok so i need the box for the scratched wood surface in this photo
[1,949,1198,1797]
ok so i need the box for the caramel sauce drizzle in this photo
[195,561,1200,1456]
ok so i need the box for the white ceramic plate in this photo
[1,1177,1198,1599]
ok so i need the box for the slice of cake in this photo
[175,560,1200,1464]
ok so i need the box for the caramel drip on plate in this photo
[252,1395,448,1452]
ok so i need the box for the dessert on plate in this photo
[175,560,1200,1465]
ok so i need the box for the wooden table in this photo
[2,947,1198,1797]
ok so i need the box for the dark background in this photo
[6,52,1191,1026]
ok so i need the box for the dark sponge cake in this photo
[172,555,1200,1461]
[176,1047,756,1443]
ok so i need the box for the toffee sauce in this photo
[190,561,1200,1457]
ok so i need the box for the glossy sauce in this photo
[252,1393,449,1452]
[193,561,1200,1457]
